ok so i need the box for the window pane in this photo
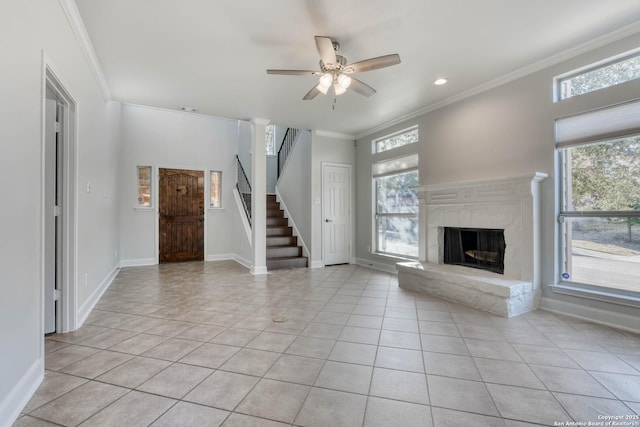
[376,170,419,214]
[377,216,418,257]
[564,136,640,211]
[375,128,418,153]
[559,54,640,100]
[562,217,640,292]
[210,171,221,208]
[137,166,151,207]
[265,125,275,156]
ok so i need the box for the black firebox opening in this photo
[443,227,505,274]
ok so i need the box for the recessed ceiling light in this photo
[434,78,448,86]
[180,106,197,112]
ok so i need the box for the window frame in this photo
[209,170,222,209]
[371,127,420,259]
[135,165,153,209]
[554,126,640,305]
[554,48,640,102]
[265,125,276,157]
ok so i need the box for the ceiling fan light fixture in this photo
[319,73,333,88]
[317,83,329,95]
[337,74,352,89]
[334,85,347,96]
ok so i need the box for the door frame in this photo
[41,56,78,341]
[321,162,354,266]
[155,166,208,263]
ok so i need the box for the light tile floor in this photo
[15,261,640,426]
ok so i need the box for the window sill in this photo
[134,206,154,211]
[208,207,225,212]
[550,282,640,309]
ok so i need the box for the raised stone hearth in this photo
[400,173,547,317]
[397,262,537,317]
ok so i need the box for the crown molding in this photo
[356,20,640,140]
[251,117,270,126]
[313,129,355,140]
[58,0,111,101]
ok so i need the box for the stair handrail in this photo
[277,127,300,179]
[235,155,252,226]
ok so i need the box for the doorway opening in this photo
[43,65,77,335]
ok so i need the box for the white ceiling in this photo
[74,0,640,136]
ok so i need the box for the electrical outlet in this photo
[84,273,88,287]
[115,250,118,259]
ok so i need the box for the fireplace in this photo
[444,227,505,274]
[397,173,548,317]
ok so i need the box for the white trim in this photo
[355,257,398,274]
[313,129,356,140]
[275,188,310,258]
[42,55,79,334]
[549,283,640,309]
[251,265,268,275]
[122,103,240,122]
[119,258,156,267]
[233,187,252,243]
[251,117,271,127]
[540,296,640,334]
[205,253,236,262]
[77,265,119,327]
[58,0,111,101]
[0,358,44,427]
[233,254,253,270]
[356,20,640,140]
[309,260,324,269]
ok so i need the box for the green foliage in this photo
[563,55,640,98]
[570,137,640,211]
[375,129,418,153]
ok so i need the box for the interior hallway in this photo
[16,261,640,426]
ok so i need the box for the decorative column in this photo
[251,118,269,275]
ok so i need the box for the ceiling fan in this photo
[267,36,401,100]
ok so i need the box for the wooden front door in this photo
[159,168,205,262]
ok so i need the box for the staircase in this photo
[266,195,307,270]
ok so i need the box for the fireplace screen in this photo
[443,227,505,274]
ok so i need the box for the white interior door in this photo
[323,163,351,265]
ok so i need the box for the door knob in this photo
[325,219,332,223]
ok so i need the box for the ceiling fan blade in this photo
[315,36,337,68]
[303,85,322,100]
[267,69,319,75]
[344,54,401,73]
[349,77,377,97]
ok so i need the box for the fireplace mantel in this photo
[399,172,548,317]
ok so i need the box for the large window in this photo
[373,129,419,258]
[556,101,640,295]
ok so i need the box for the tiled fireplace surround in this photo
[398,173,548,317]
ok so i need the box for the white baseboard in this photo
[0,357,43,427]
[119,258,156,267]
[251,265,268,275]
[205,253,236,262]
[540,296,640,334]
[309,260,324,269]
[77,264,119,327]
[233,254,252,270]
[355,257,398,274]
